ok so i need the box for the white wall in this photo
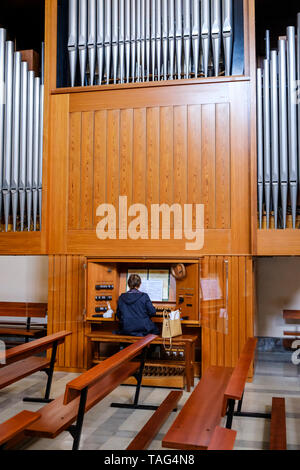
[256,257,300,338]
[0,256,48,302]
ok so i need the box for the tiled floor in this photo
[1,351,300,450]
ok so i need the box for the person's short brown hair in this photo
[128,274,142,290]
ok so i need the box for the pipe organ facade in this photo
[66,0,237,87]
[0,31,44,233]
[1,0,299,375]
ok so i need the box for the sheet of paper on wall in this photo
[141,280,163,302]
[148,269,170,301]
[200,278,223,301]
[126,269,148,291]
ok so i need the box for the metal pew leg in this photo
[111,347,158,411]
[68,386,88,451]
[225,399,235,429]
[23,341,58,404]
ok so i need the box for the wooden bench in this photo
[0,411,41,449]
[0,302,47,344]
[162,337,257,450]
[207,426,237,450]
[0,331,71,403]
[23,334,157,450]
[127,390,183,450]
[86,331,197,392]
[270,397,286,450]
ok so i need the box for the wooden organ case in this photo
[0,0,257,383]
[85,259,201,388]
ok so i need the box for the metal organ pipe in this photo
[0,33,44,232]
[257,15,300,230]
[67,0,236,85]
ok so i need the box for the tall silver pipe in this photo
[222,0,233,76]
[257,68,263,230]
[119,0,125,84]
[270,50,279,229]
[297,14,300,188]
[263,58,271,229]
[32,77,40,232]
[156,0,162,81]
[175,0,183,80]
[88,0,96,85]
[183,0,191,79]
[141,0,146,81]
[265,29,270,61]
[145,0,151,81]
[201,0,210,77]
[125,0,131,83]
[136,0,141,82]
[26,71,35,232]
[105,0,112,84]
[78,0,88,86]
[151,0,156,80]
[97,0,105,85]
[211,0,221,77]
[11,52,21,232]
[287,26,298,228]
[162,0,168,81]
[3,41,14,232]
[168,0,175,80]
[19,61,28,232]
[38,82,44,230]
[278,39,288,229]
[131,0,136,81]
[68,0,78,87]
[192,0,200,78]
[112,0,119,84]
[0,29,6,228]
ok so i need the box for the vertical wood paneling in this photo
[187,105,202,227]
[160,107,174,206]
[201,256,255,377]
[174,106,188,205]
[48,255,86,371]
[146,107,160,212]
[201,104,216,229]
[80,112,94,229]
[68,113,81,230]
[107,109,120,210]
[216,103,231,228]
[133,108,147,204]
[94,110,107,220]
[67,101,234,235]
[120,109,133,205]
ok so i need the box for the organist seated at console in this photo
[116,274,159,337]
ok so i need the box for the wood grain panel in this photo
[174,106,188,206]
[94,110,107,223]
[187,105,202,227]
[201,256,254,378]
[146,107,160,211]
[106,109,120,210]
[133,108,147,205]
[216,103,231,229]
[201,105,216,229]
[160,107,174,207]
[80,112,94,229]
[68,113,81,230]
[48,255,86,370]
[120,109,133,205]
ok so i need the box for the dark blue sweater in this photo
[116,289,159,336]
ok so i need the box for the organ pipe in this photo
[68,0,235,85]
[0,34,44,232]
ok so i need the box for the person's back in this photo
[117,274,159,337]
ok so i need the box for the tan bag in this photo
[162,310,182,350]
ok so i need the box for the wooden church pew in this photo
[24,334,157,450]
[0,411,41,449]
[162,337,257,450]
[270,397,287,450]
[0,331,71,403]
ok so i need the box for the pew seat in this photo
[207,426,237,451]
[0,411,41,448]
[270,397,286,450]
[24,334,157,450]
